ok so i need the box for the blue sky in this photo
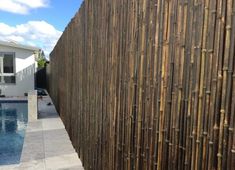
[0,0,83,56]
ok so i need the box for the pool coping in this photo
[0,97,28,103]
[0,100,28,103]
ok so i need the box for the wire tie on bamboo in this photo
[194,46,200,49]
[181,44,186,48]
[226,26,232,30]
[203,132,208,136]
[184,1,188,5]
[125,153,129,158]
[212,78,217,82]
[163,41,169,46]
[213,125,219,130]
[162,129,167,132]
[209,141,213,145]
[217,15,222,20]
[130,154,134,159]
[228,128,233,131]
[211,10,217,14]
[208,49,213,53]
[194,3,199,7]
[220,109,225,115]
[199,94,203,99]
[217,153,222,158]
[179,146,186,151]
[223,123,229,127]
[179,85,183,90]
[218,73,223,80]
[133,104,138,107]
[202,49,207,53]
[206,91,211,95]
[222,67,229,71]
[231,149,235,153]
[221,17,225,23]
[187,114,191,119]
[228,70,233,74]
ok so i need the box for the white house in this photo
[0,40,40,97]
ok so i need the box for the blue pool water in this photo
[0,101,28,165]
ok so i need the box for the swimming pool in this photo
[0,101,28,165]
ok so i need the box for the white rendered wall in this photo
[0,45,37,96]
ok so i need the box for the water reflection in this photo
[0,102,28,165]
[0,109,17,133]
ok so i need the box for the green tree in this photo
[37,50,47,68]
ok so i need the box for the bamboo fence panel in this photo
[48,0,235,169]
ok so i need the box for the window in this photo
[0,52,16,84]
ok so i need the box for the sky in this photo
[0,0,83,56]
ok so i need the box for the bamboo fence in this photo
[48,0,235,169]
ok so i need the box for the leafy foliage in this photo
[37,50,47,68]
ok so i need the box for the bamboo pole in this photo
[227,2,235,169]
[48,0,235,169]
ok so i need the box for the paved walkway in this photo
[1,96,84,170]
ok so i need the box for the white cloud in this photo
[14,0,48,8]
[0,0,49,14]
[0,21,62,57]
[0,23,15,35]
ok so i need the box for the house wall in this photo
[0,45,36,96]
